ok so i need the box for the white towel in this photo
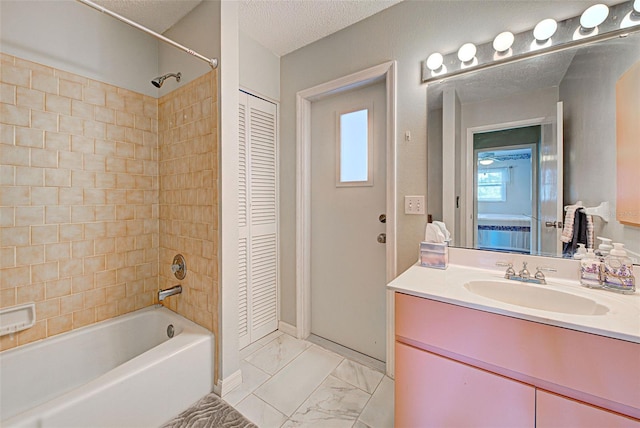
[561,206,579,243]
[586,214,594,249]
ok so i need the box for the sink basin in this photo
[464,281,609,316]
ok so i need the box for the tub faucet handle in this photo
[171,254,186,280]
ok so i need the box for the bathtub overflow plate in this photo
[167,324,175,338]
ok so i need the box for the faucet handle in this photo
[496,261,516,278]
[534,266,556,284]
[519,261,531,279]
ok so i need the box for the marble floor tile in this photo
[254,345,343,417]
[246,334,311,375]
[332,359,384,394]
[357,376,394,428]
[236,394,288,428]
[223,361,271,407]
[353,420,372,428]
[240,330,284,360]
[283,375,371,428]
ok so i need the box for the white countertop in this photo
[388,263,640,344]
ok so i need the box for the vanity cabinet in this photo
[396,341,535,427]
[395,292,640,427]
[537,390,639,428]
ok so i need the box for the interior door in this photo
[238,91,278,349]
[539,102,564,256]
[310,81,386,361]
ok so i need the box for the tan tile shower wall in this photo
[0,54,159,350]
[158,71,217,336]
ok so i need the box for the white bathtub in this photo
[0,305,214,428]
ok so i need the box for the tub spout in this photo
[158,285,182,302]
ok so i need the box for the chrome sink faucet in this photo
[497,261,556,285]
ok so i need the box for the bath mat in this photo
[161,393,257,428]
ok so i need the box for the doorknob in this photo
[545,221,563,229]
[379,214,386,223]
[377,233,386,244]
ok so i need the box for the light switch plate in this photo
[405,196,425,215]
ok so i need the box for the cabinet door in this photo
[537,390,640,428]
[395,342,535,428]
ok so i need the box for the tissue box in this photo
[420,242,448,269]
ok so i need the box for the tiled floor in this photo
[223,331,394,428]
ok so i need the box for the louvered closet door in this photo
[238,91,278,349]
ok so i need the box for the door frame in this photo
[295,61,397,374]
[463,117,546,248]
[473,143,538,253]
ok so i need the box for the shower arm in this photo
[75,0,218,69]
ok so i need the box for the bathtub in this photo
[0,305,214,427]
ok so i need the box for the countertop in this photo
[388,263,640,344]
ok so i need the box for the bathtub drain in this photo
[167,324,175,338]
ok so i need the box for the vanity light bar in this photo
[422,0,640,84]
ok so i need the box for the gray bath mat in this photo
[161,393,257,428]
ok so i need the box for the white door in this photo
[238,91,278,349]
[539,102,564,256]
[310,81,386,361]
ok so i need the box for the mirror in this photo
[427,30,640,262]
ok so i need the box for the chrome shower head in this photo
[151,72,181,88]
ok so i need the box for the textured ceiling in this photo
[238,0,403,56]
[90,0,403,57]
[92,0,204,34]
[427,50,577,112]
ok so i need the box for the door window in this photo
[337,108,373,186]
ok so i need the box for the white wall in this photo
[560,36,640,255]
[0,0,158,97]
[239,32,280,102]
[158,0,221,97]
[278,1,593,326]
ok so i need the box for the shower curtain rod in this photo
[75,0,218,69]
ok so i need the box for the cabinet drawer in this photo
[395,292,640,418]
[537,390,640,428]
[396,342,535,428]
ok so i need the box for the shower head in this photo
[151,72,181,88]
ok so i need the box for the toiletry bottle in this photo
[602,243,635,294]
[580,249,602,288]
[574,243,586,260]
[596,236,613,257]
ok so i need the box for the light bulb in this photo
[493,31,515,53]
[533,18,558,41]
[580,4,609,30]
[426,53,444,71]
[457,43,477,63]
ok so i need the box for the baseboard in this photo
[278,320,299,338]
[216,369,243,397]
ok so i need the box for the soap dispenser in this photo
[574,244,587,260]
[596,236,613,257]
[580,249,602,288]
[602,243,635,294]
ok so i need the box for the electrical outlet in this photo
[405,196,425,215]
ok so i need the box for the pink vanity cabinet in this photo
[395,292,640,427]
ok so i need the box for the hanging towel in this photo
[563,210,591,257]
[585,214,594,249]
[561,205,580,243]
